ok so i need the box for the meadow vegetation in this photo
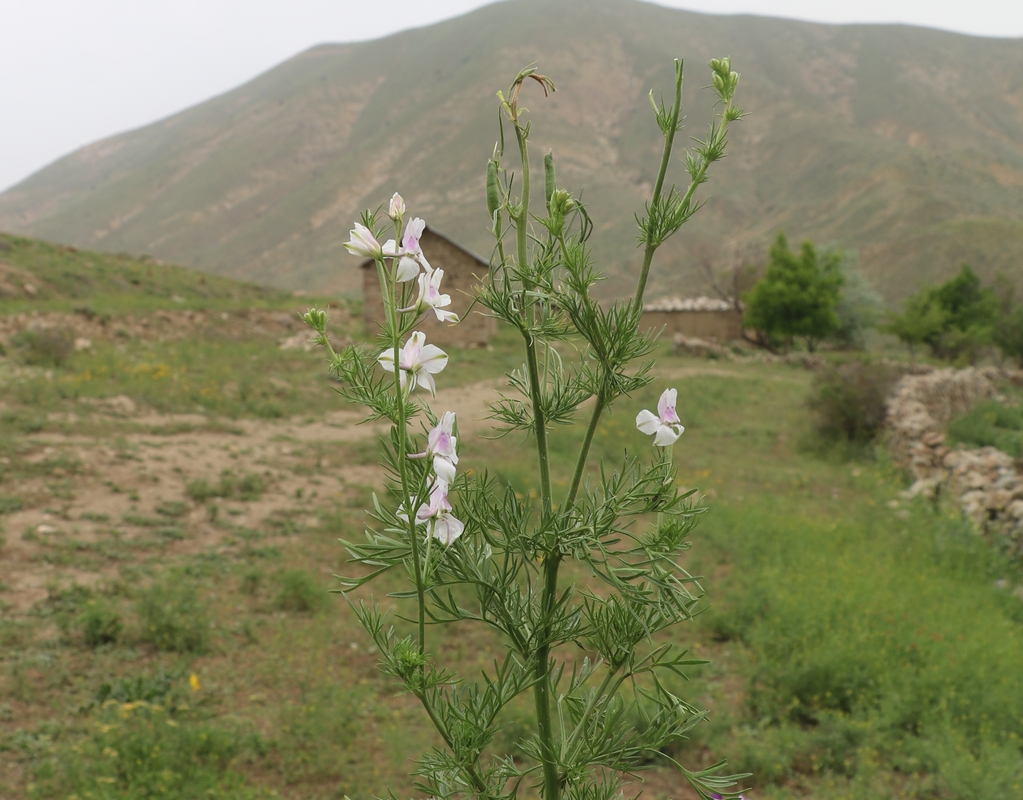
[0,253,1020,798]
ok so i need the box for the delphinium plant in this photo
[303,57,746,800]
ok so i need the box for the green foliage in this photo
[27,701,267,800]
[994,304,1023,367]
[744,232,843,351]
[947,400,1023,457]
[698,491,1023,796]
[187,470,266,503]
[0,495,23,514]
[136,576,210,653]
[831,256,883,349]
[9,326,74,367]
[320,59,748,800]
[78,598,123,647]
[884,265,998,362]
[272,569,325,614]
[0,232,290,314]
[807,362,897,446]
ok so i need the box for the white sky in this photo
[2,0,1021,193]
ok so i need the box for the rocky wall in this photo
[885,366,1023,553]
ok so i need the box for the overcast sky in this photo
[2,0,1021,193]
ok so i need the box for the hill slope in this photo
[0,232,289,313]
[1,0,1022,301]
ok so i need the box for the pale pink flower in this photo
[415,479,465,546]
[344,222,382,259]
[410,411,458,483]
[636,388,684,446]
[402,217,426,255]
[381,217,431,282]
[388,193,406,221]
[401,269,459,323]
[378,331,448,396]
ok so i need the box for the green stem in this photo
[533,552,562,800]
[565,386,606,508]
[511,91,559,800]
[379,253,427,659]
[632,63,684,314]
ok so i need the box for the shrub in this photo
[10,326,74,367]
[272,569,324,613]
[0,495,23,514]
[136,577,210,653]
[807,361,897,445]
[79,599,123,647]
[186,470,266,503]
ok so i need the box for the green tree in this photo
[995,305,1023,367]
[831,252,883,349]
[881,289,947,360]
[744,232,843,352]
[884,265,998,363]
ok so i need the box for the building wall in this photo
[641,309,744,341]
[362,229,496,347]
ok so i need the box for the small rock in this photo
[73,337,92,351]
[963,471,989,491]
[903,478,939,500]
[36,524,58,535]
[986,490,1013,511]
[1007,500,1023,520]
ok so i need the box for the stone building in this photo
[641,296,744,341]
[361,226,496,347]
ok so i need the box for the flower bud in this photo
[302,308,327,333]
[388,193,405,221]
[486,160,500,217]
[544,151,556,207]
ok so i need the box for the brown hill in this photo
[1,0,1022,302]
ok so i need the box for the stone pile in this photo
[885,366,1023,553]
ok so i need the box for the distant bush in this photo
[186,470,266,503]
[136,578,210,653]
[10,326,74,367]
[272,570,325,614]
[994,304,1023,367]
[807,361,897,445]
[78,599,123,647]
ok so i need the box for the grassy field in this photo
[1,251,1022,799]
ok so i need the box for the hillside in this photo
[0,232,290,312]
[1,0,1022,302]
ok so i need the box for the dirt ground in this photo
[0,375,509,614]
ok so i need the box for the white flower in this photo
[415,479,464,546]
[381,217,431,282]
[402,217,426,255]
[344,222,382,259]
[402,269,459,323]
[636,388,684,446]
[378,331,448,396]
[388,193,405,221]
[410,411,458,482]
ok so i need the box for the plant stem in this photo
[565,386,606,508]
[533,551,562,800]
[379,255,427,658]
[511,88,559,800]
[632,62,684,313]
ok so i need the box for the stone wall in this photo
[886,366,1023,553]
